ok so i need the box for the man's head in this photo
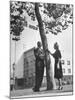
[37,41,42,48]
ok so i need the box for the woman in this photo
[49,42,63,90]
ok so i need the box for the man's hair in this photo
[37,41,42,47]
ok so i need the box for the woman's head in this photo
[54,42,59,50]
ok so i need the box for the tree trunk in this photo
[35,3,55,90]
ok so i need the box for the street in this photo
[10,85,73,99]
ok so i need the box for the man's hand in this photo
[45,49,51,54]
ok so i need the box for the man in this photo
[33,41,45,92]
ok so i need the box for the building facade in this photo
[23,48,35,88]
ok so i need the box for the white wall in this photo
[15,53,24,78]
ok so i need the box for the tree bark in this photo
[35,3,55,90]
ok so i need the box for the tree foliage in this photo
[10,1,25,36]
[10,1,73,36]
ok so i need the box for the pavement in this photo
[10,85,73,99]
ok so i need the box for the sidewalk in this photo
[10,85,73,99]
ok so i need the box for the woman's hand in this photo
[47,49,52,56]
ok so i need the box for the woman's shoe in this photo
[58,86,63,90]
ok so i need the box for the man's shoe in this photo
[32,87,40,92]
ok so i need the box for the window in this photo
[62,68,65,73]
[24,58,29,66]
[26,61,29,64]
[67,60,70,65]
[68,69,71,73]
[61,60,65,64]
[30,60,33,63]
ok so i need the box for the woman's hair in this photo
[54,42,59,49]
